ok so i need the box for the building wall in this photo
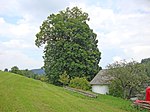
[92,84,109,94]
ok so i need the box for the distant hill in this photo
[30,69,45,75]
[0,71,139,112]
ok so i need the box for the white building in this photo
[90,70,110,94]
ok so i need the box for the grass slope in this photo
[0,71,143,112]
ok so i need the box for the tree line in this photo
[5,66,47,82]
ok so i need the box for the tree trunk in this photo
[128,87,133,99]
[123,88,127,99]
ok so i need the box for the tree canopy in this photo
[10,66,35,78]
[141,58,150,77]
[10,66,19,74]
[107,60,149,99]
[35,7,101,85]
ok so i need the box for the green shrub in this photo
[59,71,70,86]
[69,77,91,90]
[109,80,123,98]
[35,75,48,82]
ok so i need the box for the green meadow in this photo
[0,71,145,112]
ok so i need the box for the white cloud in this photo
[1,39,31,49]
[0,0,150,69]
[112,56,122,62]
[10,23,33,37]
[123,45,150,62]
[0,17,36,39]
[0,18,5,24]
[0,50,43,70]
[0,0,20,16]
[69,1,150,67]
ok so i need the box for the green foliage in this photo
[0,71,143,112]
[59,71,70,86]
[11,67,33,77]
[10,67,36,78]
[10,66,20,74]
[20,69,35,78]
[107,60,149,99]
[109,80,124,98]
[141,58,150,64]
[35,7,101,85]
[69,77,91,90]
[4,68,8,72]
[34,75,48,82]
[141,58,150,77]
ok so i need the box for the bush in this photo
[34,75,48,82]
[109,80,123,98]
[59,71,70,86]
[69,77,91,90]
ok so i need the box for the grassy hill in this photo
[0,71,143,112]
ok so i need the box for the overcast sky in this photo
[0,0,150,70]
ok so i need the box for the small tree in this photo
[59,71,70,86]
[10,66,20,74]
[107,60,149,99]
[4,68,8,72]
